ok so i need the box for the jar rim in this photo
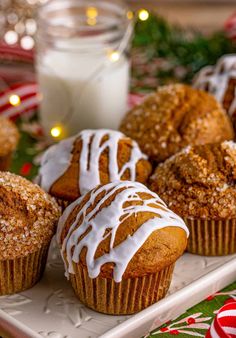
[37,0,132,48]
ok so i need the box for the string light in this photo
[108,51,120,62]
[127,11,134,20]
[25,19,37,35]
[51,126,62,138]
[86,7,98,26]
[87,18,97,26]
[20,35,34,50]
[9,94,21,106]
[138,9,149,21]
[4,30,18,45]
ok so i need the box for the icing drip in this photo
[39,129,147,195]
[39,136,75,192]
[57,181,189,283]
[194,55,236,117]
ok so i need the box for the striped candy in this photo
[206,302,236,338]
[0,83,39,119]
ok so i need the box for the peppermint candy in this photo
[206,302,236,338]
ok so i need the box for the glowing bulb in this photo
[51,126,62,138]
[20,36,34,50]
[108,51,120,62]
[127,11,134,20]
[4,30,18,45]
[86,7,98,19]
[87,17,97,26]
[9,94,21,106]
[138,9,149,21]
[86,6,98,26]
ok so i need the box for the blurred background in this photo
[128,0,236,33]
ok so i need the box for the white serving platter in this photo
[0,238,235,338]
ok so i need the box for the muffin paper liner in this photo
[0,153,12,171]
[69,263,175,315]
[0,245,49,295]
[184,218,236,256]
[56,198,70,211]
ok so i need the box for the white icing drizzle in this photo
[194,54,236,116]
[57,181,189,283]
[39,136,75,192]
[39,129,147,195]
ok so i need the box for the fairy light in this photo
[51,126,62,138]
[20,35,35,50]
[86,7,98,26]
[25,19,37,35]
[9,94,21,106]
[138,9,149,21]
[4,30,18,45]
[108,51,120,62]
[127,11,134,20]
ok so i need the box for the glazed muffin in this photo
[0,117,19,170]
[38,129,152,208]
[194,55,236,128]
[120,84,234,163]
[150,141,236,256]
[57,181,188,314]
[0,172,60,295]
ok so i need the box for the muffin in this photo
[150,141,236,256]
[0,172,60,295]
[57,181,188,314]
[0,117,19,170]
[194,55,236,129]
[120,84,234,163]
[38,129,152,208]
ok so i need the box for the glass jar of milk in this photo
[36,0,133,140]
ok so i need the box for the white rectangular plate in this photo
[0,238,235,338]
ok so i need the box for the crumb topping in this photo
[150,141,236,219]
[0,117,19,156]
[120,84,234,163]
[0,172,61,260]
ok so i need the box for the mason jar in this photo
[36,0,133,141]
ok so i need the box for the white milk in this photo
[37,45,130,139]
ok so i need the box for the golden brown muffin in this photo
[38,129,152,207]
[120,84,234,163]
[57,181,188,314]
[0,172,60,295]
[150,141,236,256]
[0,117,19,170]
[194,55,236,129]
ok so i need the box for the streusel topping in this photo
[0,117,19,156]
[120,84,234,163]
[0,172,61,260]
[150,141,236,219]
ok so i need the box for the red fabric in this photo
[0,43,34,63]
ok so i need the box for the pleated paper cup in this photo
[0,244,49,296]
[184,218,236,256]
[56,198,70,212]
[69,263,175,315]
[0,153,13,171]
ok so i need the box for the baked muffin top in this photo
[57,181,188,281]
[150,141,236,219]
[38,129,152,202]
[0,172,60,260]
[0,117,19,156]
[120,84,234,163]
